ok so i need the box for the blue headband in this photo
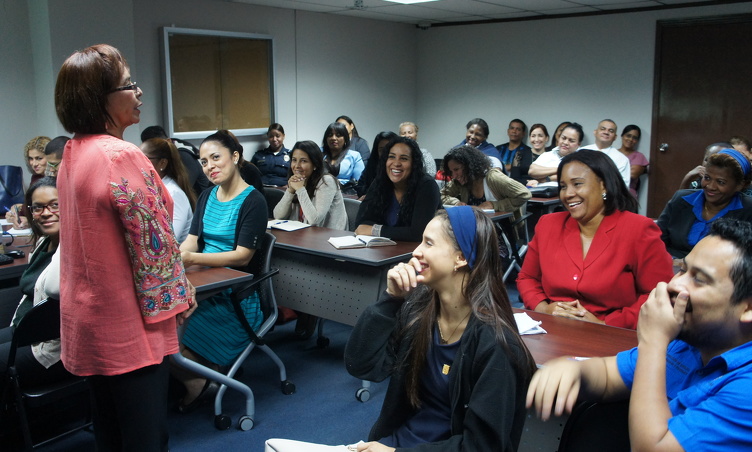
[446,206,477,270]
[718,148,751,178]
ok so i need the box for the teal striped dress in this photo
[182,186,263,366]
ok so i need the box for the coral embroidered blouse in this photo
[58,134,190,376]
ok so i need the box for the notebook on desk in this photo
[267,220,311,231]
[327,235,396,249]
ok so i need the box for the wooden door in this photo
[648,14,752,218]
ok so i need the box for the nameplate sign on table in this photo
[267,220,311,232]
[327,235,396,249]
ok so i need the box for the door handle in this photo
[659,143,669,152]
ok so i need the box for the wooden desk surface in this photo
[528,196,561,206]
[185,265,253,296]
[516,308,637,365]
[270,226,417,267]
[0,244,31,281]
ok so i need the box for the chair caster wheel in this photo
[356,388,370,403]
[238,415,254,431]
[281,380,296,395]
[214,414,232,430]
[316,336,330,348]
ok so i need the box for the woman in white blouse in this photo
[273,140,348,230]
[140,138,196,242]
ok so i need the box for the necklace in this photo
[437,311,471,344]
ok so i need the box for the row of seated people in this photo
[4,131,751,450]
[268,210,752,451]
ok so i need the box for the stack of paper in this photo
[514,312,547,335]
[267,220,311,231]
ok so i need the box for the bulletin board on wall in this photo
[161,27,274,140]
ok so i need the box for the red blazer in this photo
[517,210,673,329]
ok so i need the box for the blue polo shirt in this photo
[617,340,752,451]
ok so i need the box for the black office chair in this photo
[343,198,361,232]
[173,232,295,431]
[497,207,533,283]
[557,400,630,452]
[265,188,285,218]
[2,298,91,450]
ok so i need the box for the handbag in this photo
[0,165,24,208]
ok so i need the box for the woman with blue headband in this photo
[344,206,536,451]
[657,148,752,260]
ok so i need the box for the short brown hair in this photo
[55,44,127,134]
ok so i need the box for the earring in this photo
[602,192,607,200]
[234,160,238,165]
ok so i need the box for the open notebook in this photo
[327,235,396,249]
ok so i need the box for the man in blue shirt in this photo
[526,218,752,451]
[496,119,530,173]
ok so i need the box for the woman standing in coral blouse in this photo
[517,150,673,329]
[55,44,195,451]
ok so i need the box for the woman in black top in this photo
[251,123,290,187]
[354,136,440,242]
[355,131,398,199]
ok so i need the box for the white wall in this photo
[415,1,752,211]
[0,0,415,170]
[4,0,752,209]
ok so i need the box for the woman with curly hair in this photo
[354,136,440,242]
[441,145,530,218]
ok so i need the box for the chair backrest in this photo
[9,298,61,366]
[343,197,361,232]
[558,400,630,452]
[245,232,277,321]
[265,188,285,218]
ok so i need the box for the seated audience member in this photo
[337,115,370,164]
[441,145,531,220]
[730,135,752,159]
[527,218,752,451]
[24,136,51,186]
[141,125,212,198]
[399,121,436,176]
[251,123,291,187]
[345,207,536,451]
[273,140,347,340]
[617,124,649,197]
[528,122,583,183]
[678,142,730,190]
[511,123,549,186]
[0,178,70,387]
[175,130,268,412]
[496,119,531,173]
[43,136,69,177]
[657,149,752,261]
[579,119,631,187]
[323,122,365,195]
[457,118,503,168]
[545,121,571,152]
[355,136,440,242]
[6,137,52,229]
[356,131,398,198]
[273,140,347,230]
[518,150,673,329]
[140,138,196,243]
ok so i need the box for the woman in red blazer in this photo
[517,150,673,329]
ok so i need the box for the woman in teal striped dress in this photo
[175,130,268,412]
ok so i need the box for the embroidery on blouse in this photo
[111,170,188,318]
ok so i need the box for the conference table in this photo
[269,226,417,326]
[515,310,637,452]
